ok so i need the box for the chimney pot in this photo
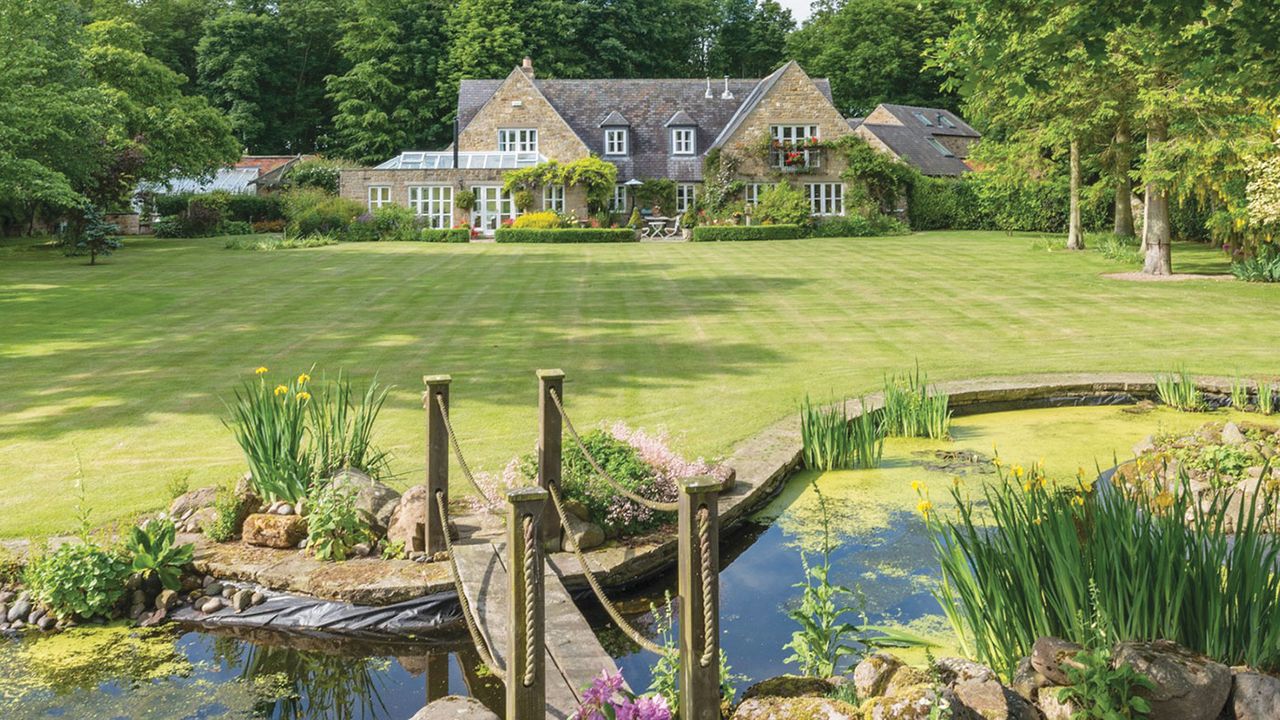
[720,75,734,100]
[705,78,713,99]
[521,56,534,77]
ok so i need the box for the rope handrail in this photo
[435,490,506,681]
[547,483,664,655]
[435,393,501,513]
[521,514,538,687]
[547,388,679,513]
[696,505,715,668]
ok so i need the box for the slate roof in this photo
[875,104,979,138]
[456,69,834,182]
[858,124,972,176]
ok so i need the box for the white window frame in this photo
[497,128,538,152]
[408,185,453,228]
[676,183,697,213]
[805,183,844,216]
[671,128,695,155]
[744,183,774,207]
[609,185,628,213]
[543,184,565,212]
[604,128,628,156]
[770,124,819,144]
[367,185,391,210]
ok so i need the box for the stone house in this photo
[849,104,981,177]
[339,59,864,235]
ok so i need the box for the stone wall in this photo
[457,67,590,161]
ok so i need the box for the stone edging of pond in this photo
[185,372,1245,606]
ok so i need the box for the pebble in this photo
[202,575,216,588]
[16,591,29,604]
[28,608,44,625]
[352,542,371,557]
[36,616,56,632]
[0,591,13,603]
[297,538,308,549]
[205,582,224,597]
[222,586,236,599]
[250,591,265,606]
[200,597,224,613]
[276,503,294,516]
[10,619,23,630]
[7,599,31,623]
[232,589,254,612]
[155,589,179,611]
[0,604,7,622]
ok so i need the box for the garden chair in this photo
[663,214,683,238]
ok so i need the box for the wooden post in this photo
[536,369,564,549]
[425,653,449,703]
[423,374,451,556]
[678,476,721,720]
[506,486,548,720]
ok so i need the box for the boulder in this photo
[155,589,179,611]
[1111,640,1231,720]
[6,598,31,623]
[1222,422,1247,446]
[1036,691,1076,720]
[232,588,254,612]
[168,486,218,519]
[332,469,402,535]
[409,695,499,720]
[388,485,429,551]
[1031,637,1083,685]
[242,513,307,549]
[885,667,931,697]
[1010,657,1052,703]
[854,653,904,699]
[562,512,605,551]
[863,685,962,720]
[731,696,858,720]
[933,657,998,686]
[952,679,1039,720]
[563,498,592,521]
[1232,670,1280,720]
[741,675,834,702]
[199,597,224,613]
[183,507,218,534]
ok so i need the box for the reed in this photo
[224,372,313,503]
[800,397,884,470]
[1230,376,1251,410]
[881,365,950,439]
[1154,369,1205,412]
[927,463,1280,679]
[1260,381,1277,416]
[309,371,392,479]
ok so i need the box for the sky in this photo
[778,0,814,22]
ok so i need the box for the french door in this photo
[472,186,516,234]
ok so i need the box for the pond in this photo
[3,404,1268,719]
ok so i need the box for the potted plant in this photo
[456,188,476,226]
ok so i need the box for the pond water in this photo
[4,405,1268,719]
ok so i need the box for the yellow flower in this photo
[1023,481,1033,492]
[993,457,1002,468]
[1013,465,1025,478]
[297,373,311,385]
[274,385,288,396]
[1154,491,1175,509]
[1072,494,1085,507]
[916,500,933,517]
[911,480,924,492]
[1032,518,1042,526]
[255,366,269,375]
[952,476,962,487]
[297,391,312,402]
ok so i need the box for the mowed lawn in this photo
[1,232,1276,538]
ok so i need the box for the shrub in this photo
[153,193,191,217]
[152,215,184,238]
[252,219,286,234]
[419,228,471,242]
[635,179,677,215]
[691,224,805,241]
[26,542,130,620]
[513,189,535,213]
[1091,232,1143,264]
[512,211,568,229]
[183,198,224,237]
[808,215,907,238]
[283,188,363,238]
[223,194,283,223]
[125,517,194,592]
[225,370,314,504]
[755,180,810,225]
[219,220,253,236]
[494,228,636,243]
[285,158,342,193]
[1232,242,1280,282]
[205,482,246,542]
[305,481,371,561]
[63,204,121,264]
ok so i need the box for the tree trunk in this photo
[1112,120,1135,237]
[1142,117,1172,275]
[1066,139,1084,250]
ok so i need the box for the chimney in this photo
[521,56,534,78]
[705,78,713,99]
[721,75,734,100]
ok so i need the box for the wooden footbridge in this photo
[420,371,724,720]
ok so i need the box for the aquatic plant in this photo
[1230,376,1251,410]
[784,485,927,677]
[1260,381,1277,415]
[307,372,392,479]
[927,462,1280,678]
[1154,369,1205,412]
[799,396,883,471]
[126,516,194,591]
[225,368,313,504]
[881,365,951,439]
[645,591,743,711]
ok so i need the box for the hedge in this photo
[419,228,471,243]
[691,224,806,242]
[494,228,637,243]
[808,216,907,237]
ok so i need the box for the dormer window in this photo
[672,128,695,155]
[605,128,628,156]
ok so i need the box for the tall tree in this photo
[787,0,955,116]
[85,0,224,85]
[705,0,795,78]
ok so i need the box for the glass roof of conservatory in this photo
[375,151,545,170]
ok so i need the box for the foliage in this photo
[224,235,337,251]
[223,194,285,223]
[282,188,363,239]
[26,542,130,620]
[501,158,618,213]
[635,179,678,215]
[627,208,643,229]
[513,189,535,213]
[909,175,987,231]
[305,481,371,562]
[573,670,671,720]
[881,366,951,439]
[800,397,883,471]
[700,151,742,216]
[455,189,476,212]
[1230,377,1251,411]
[691,225,805,242]
[284,158,344,194]
[807,215,908,238]
[927,463,1280,677]
[1261,382,1277,416]
[754,181,811,225]
[1154,370,1205,412]
[165,472,190,501]
[125,517,194,591]
[1247,135,1280,231]
[370,205,418,241]
[644,590,742,714]
[63,204,122,265]
[834,136,916,216]
[1091,232,1143,265]
[1055,646,1154,719]
[205,482,246,543]
[512,211,569,229]
[419,228,471,242]
[224,370,314,504]
[307,372,392,479]
[380,539,407,560]
[494,228,635,243]
[785,484,927,677]
[1231,242,1280,283]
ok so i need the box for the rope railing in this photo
[435,392,502,513]
[434,489,506,682]
[520,514,538,688]
[547,483,664,655]
[696,505,715,668]
[547,387,679,513]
